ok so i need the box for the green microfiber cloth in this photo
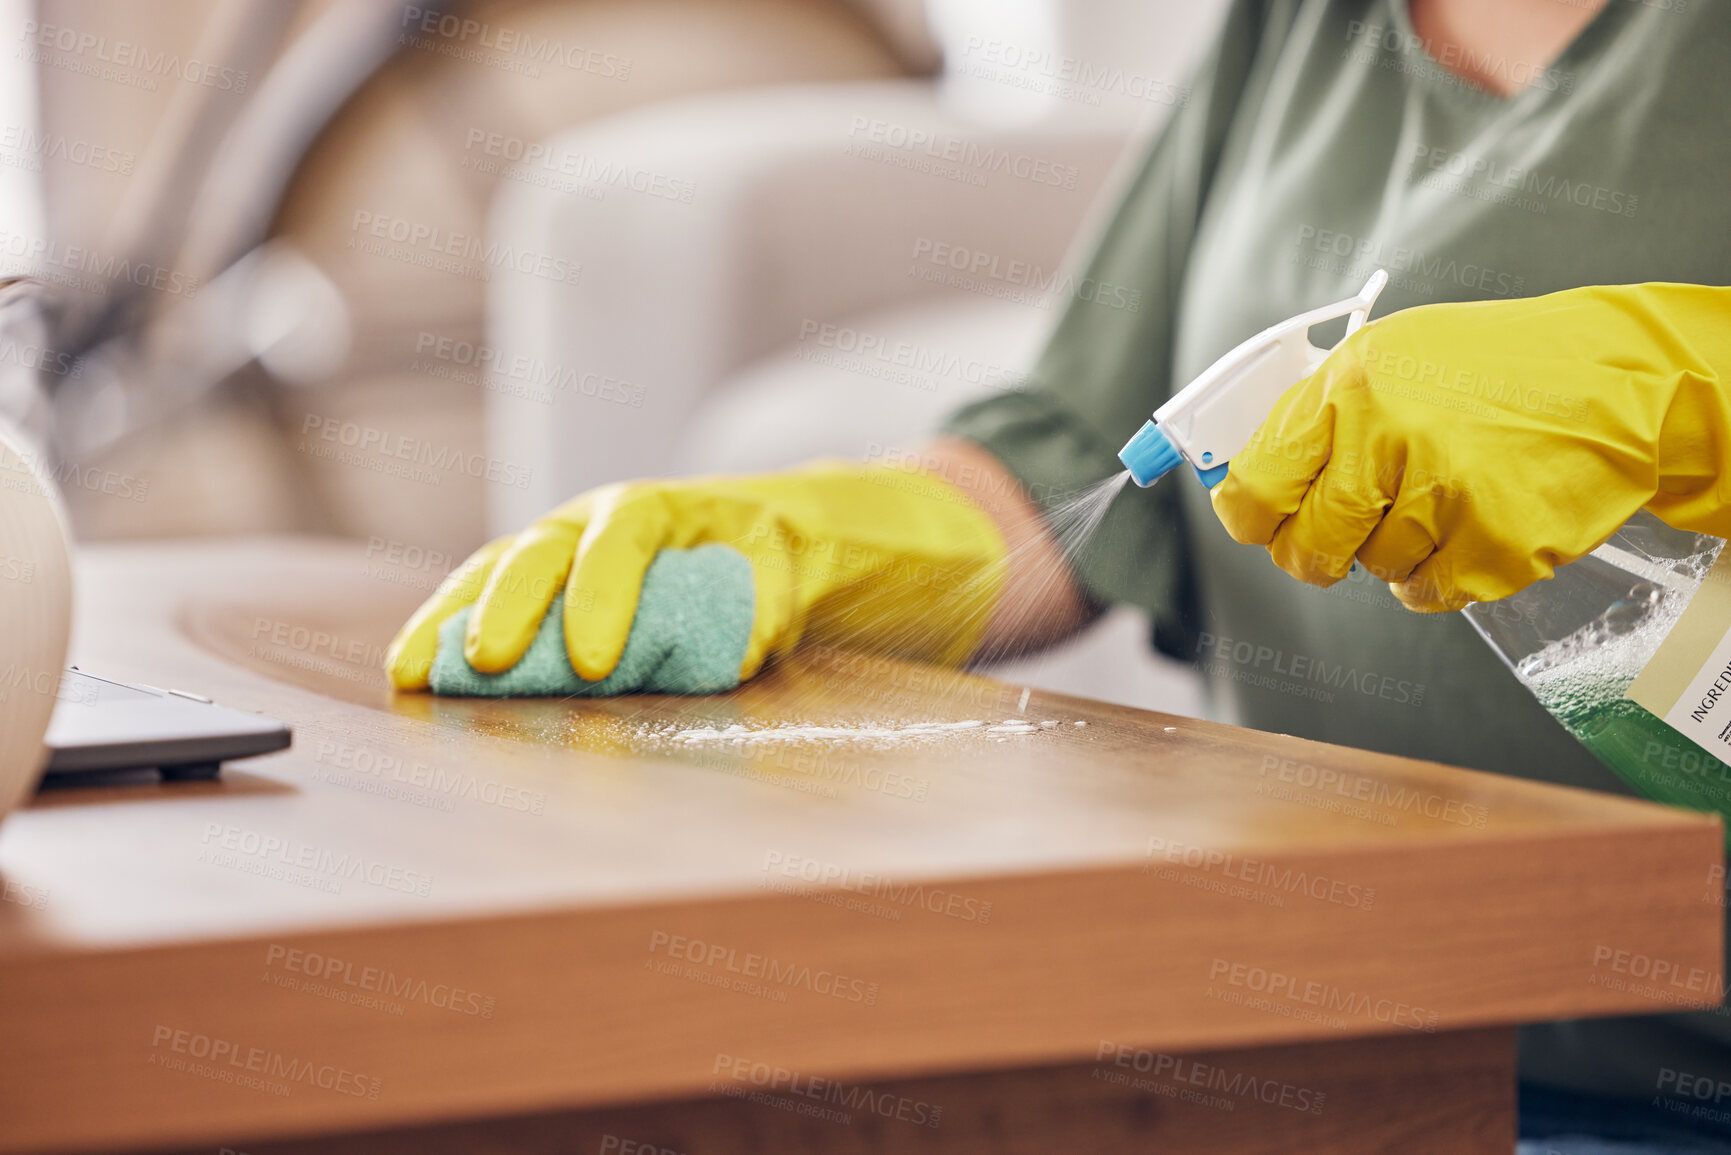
[429,544,754,697]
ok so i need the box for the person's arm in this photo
[386,0,1270,694]
[384,438,1086,693]
[918,438,1100,661]
[385,456,1013,692]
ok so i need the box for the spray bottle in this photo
[1118,270,1387,489]
[1118,271,1731,843]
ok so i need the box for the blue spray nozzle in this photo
[1119,420,1182,487]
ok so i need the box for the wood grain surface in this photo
[0,538,1719,1153]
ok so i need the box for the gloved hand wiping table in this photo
[1209,284,1731,611]
[385,463,1007,696]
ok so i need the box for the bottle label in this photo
[1628,549,1731,759]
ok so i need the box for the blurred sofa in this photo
[482,0,1225,708]
[42,0,926,548]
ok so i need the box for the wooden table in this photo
[0,538,1720,1154]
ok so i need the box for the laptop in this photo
[41,669,291,782]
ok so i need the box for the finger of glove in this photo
[564,489,673,682]
[386,535,513,689]
[1388,551,1481,614]
[1388,494,1579,612]
[1354,489,1443,587]
[1210,373,1338,546]
[739,542,795,682]
[1266,456,1395,586]
[1390,527,1542,613]
[466,520,585,673]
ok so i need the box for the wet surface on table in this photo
[180,583,1126,807]
[167,557,1625,850]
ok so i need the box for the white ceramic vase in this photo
[0,416,72,824]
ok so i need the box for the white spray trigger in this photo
[1344,268,1386,338]
[1126,270,1389,487]
[1298,266,1388,373]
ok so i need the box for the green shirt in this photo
[944,0,1731,1106]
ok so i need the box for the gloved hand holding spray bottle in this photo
[1122,271,1731,844]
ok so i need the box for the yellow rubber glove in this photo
[385,461,1007,690]
[1211,283,1731,612]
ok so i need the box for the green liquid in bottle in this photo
[1549,694,1731,845]
[1472,521,1730,846]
